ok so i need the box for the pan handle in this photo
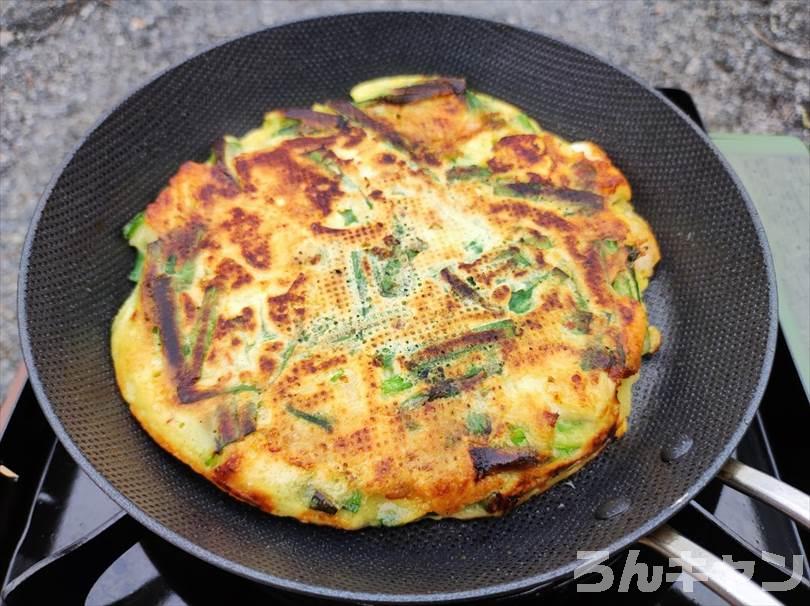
[639,524,782,606]
[718,459,810,529]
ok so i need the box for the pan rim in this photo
[16,10,778,603]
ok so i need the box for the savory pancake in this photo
[111,75,661,529]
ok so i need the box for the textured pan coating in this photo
[111,75,660,529]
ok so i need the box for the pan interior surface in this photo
[19,12,775,601]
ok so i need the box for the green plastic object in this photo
[711,134,809,398]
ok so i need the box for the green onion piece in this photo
[466,411,492,435]
[165,255,177,275]
[515,113,538,133]
[381,375,413,395]
[465,90,484,111]
[128,250,144,282]
[564,310,593,335]
[603,239,619,254]
[465,240,484,255]
[611,270,640,300]
[329,369,345,382]
[274,118,299,137]
[509,425,528,446]
[508,286,535,314]
[376,348,395,373]
[375,256,402,297]
[339,209,358,226]
[511,250,532,267]
[173,259,196,291]
[350,250,371,316]
[225,384,260,394]
[401,393,429,410]
[553,446,579,459]
[522,234,553,249]
[447,165,492,182]
[203,452,222,467]
[122,211,145,241]
[276,338,298,376]
[286,404,333,432]
[343,490,362,513]
[205,150,217,165]
[556,419,585,433]
[473,319,517,337]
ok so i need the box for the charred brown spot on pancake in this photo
[259,356,276,375]
[305,173,343,215]
[283,107,343,129]
[494,134,543,166]
[180,292,197,322]
[541,291,563,311]
[490,202,573,233]
[149,272,184,373]
[327,99,411,151]
[375,457,393,481]
[211,258,253,290]
[378,153,397,164]
[334,427,373,453]
[199,165,240,203]
[267,273,306,328]
[406,329,508,371]
[212,453,242,484]
[214,307,255,340]
[379,77,465,104]
[572,159,598,188]
[492,284,510,302]
[480,491,520,514]
[370,189,383,200]
[164,220,204,261]
[299,354,347,375]
[221,208,270,269]
[469,447,540,481]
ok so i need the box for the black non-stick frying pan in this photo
[14,11,804,604]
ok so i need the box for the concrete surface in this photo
[1,0,808,393]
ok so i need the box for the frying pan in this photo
[14,11,807,604]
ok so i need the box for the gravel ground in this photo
[1,0,808,393]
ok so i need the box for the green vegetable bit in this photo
[128,250,145,282]
[165,255,177,275]
[473,319,518,337]
[203,452,222,467]
[465,90,484,111]
[465,240,484,255]
[286,404,333,432]
[351,250,371,316]
[339,209,358,226]
[466,411,492,436]
[400,393,429,410]
[329,369,345,382]
[553,446,579,459]
[343,490,363,513]
[611,269,641,300]
[173,259,196,291]
[509,425,528,446]
[602,239,619,254]
[508,286,535,314]
[381,375,413,395]
[376,348,395,373]
[521,234,552,249]
[376,256,402,297]
[515,113,538,133]
[225,384,260,395]
[122,211,145,241]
